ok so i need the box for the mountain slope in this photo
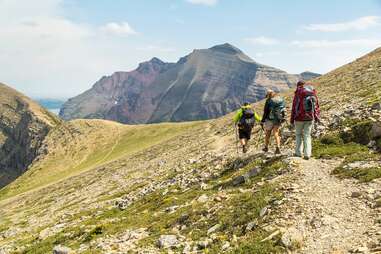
[0,83,59,188]
[60,43,299,124]
[0,48,380,253]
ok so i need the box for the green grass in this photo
[332,166,381,182]
[313,139,369,159]
[0,121,202,200]
[314,133,381,182]
[21,155,286,253]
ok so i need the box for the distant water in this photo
[50,108,60,115]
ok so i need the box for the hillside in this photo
[0,48,381,253]
[60,43,302,124]
[0,83,59,188]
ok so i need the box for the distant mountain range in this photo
[60,43,320,124]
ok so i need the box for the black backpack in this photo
[239,108,255,130]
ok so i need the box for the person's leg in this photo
[303,121,313,158]
[263,121,272,152]
[263,130,271,152]
[273,125,281,154]
[294,121,303,157]
[273,125,281,148]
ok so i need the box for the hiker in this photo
[290,80,321,160]
[233,102,261,153]
[261,89,286,154]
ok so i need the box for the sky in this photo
[1,0,381,98]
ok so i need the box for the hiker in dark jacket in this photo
[261,90,286,154]
[233,103,261,153]
[291,80,321,160]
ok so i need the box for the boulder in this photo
[157,235,179,249]
[370,122,381,139]
[207,224,221,235]
[371,102,381,110]
[52,245,72,254]
[197,194,209,203]
[281,227,304,249]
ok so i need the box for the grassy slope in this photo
[1,48,381,253]
[0,119,202,200]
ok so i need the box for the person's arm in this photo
[314,91,321,122]
[261,100,270,123]
[290,93,297,124]
[233,109,243,124]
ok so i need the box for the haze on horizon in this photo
[1,0,381,98]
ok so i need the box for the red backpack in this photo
[294,86,318,121]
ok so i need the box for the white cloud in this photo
[0,0,148,98]
[186,0,218,6]
[100,22,137,36]
[303,16,381,32]
[244,36,279,45]
[291,39,381,48]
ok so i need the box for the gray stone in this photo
[281,227,304,249]
[371,122,381,139]
[207,224,221,235]
[245,221,257,232]
[53,245,72,254]
[259,207,268,217]
[221,241,230,250]
[157,235,179,249]
[197,194,208,203]
[197,239,211,249]
[351,191,362,198]
[232,175,245,186]
[232,167,262,186]
[371,102,381,110]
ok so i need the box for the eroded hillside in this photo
[0,83,59,188]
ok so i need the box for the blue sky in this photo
[1,0,381,98]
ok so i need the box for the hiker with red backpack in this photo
[261,90,286,155]
[291,80,321,160]
[233,102,262,153]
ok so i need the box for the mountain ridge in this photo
[60,43,313,124]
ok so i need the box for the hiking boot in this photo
[262,147,268,153]
[304,156,310,160]
[242,145,247,153]
[275,147,281,155]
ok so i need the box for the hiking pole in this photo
[234,124,239,154]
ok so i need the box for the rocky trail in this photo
[271,156,381,254]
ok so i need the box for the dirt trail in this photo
[280,157,380,253]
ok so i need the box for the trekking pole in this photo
[234,124,239,154]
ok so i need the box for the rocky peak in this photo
[209,43,243,55]
[137,57,168,74]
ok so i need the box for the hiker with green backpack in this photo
[233,102,262,153]
[261,90,286,155]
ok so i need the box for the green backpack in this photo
[268,96,286,123]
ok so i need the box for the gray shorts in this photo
[264,120,281,131]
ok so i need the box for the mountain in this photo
[299,71,321,80]
[60,43,300,124]
[0,83,59,188]
[1,48,380,253]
